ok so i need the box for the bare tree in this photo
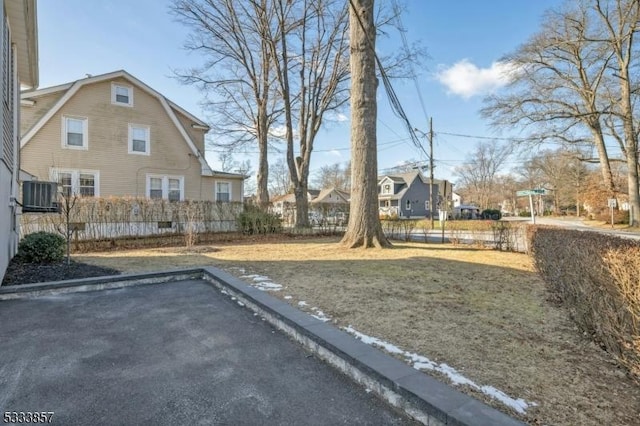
[171,0,281,207]
[525,148,590,213]
[341,0,389,248]
[592,0,640,225]
[55,192,78,266]
[453,141,511,210]
[482,0,640,225]
[268,157,291,196]
[312,161,351,191]
[383,158,425,174]
[482,3,616,194]
[264,0,351,227]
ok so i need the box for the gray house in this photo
[378,171,451,219]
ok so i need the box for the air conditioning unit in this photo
[22,181,60,213]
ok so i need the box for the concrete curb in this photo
[1,268,525,426]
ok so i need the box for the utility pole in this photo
[414,120,435,232]
[429,117,435,230]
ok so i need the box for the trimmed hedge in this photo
[17,231,65,263]
[237,206,282,235]
[528,226,640,379]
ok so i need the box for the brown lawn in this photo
[76,236,639,425]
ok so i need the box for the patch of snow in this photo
[237,301,245,307]
[311,310,331,323]
[240,274,271,282]
[220,290,229,295]
[296,301,331,322]
[240,274,283,292]
[344,326,404,355]
[480,386,537,414]
[253,281,283,291]
[284,295,292,300]
[343,326,536,414]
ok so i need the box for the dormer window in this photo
[112,83,133,107]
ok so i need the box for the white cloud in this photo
[269,125,288,140]
[435,59,518,99]
[325,112,349,123]
[329,149,342,158]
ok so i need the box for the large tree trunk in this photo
[341,0,390,248]
[593,0,640,225]
[256,108,269,209]
[590,121,616,195]
[620,81,640,226]
[294,174,309,228]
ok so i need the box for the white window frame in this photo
[146,174,184,201]
[50,168,100,197]
[425,200,430,210]
[128,124,150,155]
[382,183,392,195]
[405,200,411,210]
[61,115,88,150]
[215,181,232,202]
[111,83,133,107]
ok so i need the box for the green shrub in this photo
[17,231,65,263]
[481,209,502,220]
[237,206,282,235]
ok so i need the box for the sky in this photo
[36,0,564,188]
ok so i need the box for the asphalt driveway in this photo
[0,280,414,425]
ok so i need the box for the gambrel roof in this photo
[19,70,225,177]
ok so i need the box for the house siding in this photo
[21,77,243,202]
[20,90,64,134]
[1,0,33,280]
[173,108,206,155]
[400,181,439,218]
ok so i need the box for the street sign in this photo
[608,198,617,208]
[516,189,546,196]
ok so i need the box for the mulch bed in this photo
[2,258,121,286]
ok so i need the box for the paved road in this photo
[534,217,640,240]
[0,280,416,425]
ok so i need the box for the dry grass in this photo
[76,236,640,425]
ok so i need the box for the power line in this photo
[347,0,428,160]
[205,136,413,155]
[391,0,429,124]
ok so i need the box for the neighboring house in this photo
[271,188,349,225]
[452,192,462,208]
[20,70,245,203]
[310,187,350,224]
[1,0,38,281]
[378,171,452,219]
[311,187,349,210]
[270,190,321,224]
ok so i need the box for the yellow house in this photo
[1,0,38,280]
[20,70,245,202]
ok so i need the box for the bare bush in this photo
[21,197,243,250]
[529,226,640,380]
